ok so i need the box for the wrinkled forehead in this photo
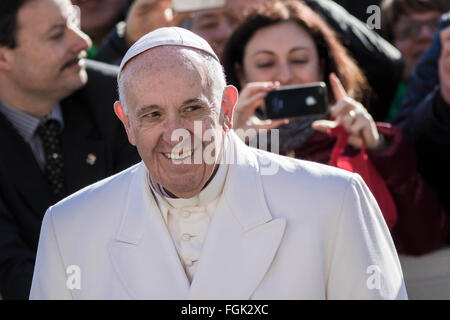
[119,46,217,107]
[120,46,206,83]
[35,0,76,16]
[18,0,79,28]
[12,0,79,47]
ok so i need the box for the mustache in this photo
[60,52,87,71]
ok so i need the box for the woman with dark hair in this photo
[224,0,375,154]
[222,0,449,256]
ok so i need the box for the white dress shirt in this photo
[0,103,63,170]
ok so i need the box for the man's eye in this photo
[144,112,160,118]
[198,22,219,30]
[185,105,201,112]
[398,26,416,39]
[50,32,64,40]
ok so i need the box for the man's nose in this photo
[417,24,435,40]
[68,27,92,54]
[161,117,190,147]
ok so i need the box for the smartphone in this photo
[171,0,226,12]
[264,82,328,120]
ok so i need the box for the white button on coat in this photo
[185,259,194,267]
[182,211,190,218]
[182,233,191,241]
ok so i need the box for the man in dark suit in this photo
[0,0,139,299]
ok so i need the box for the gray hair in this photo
[117,47,227,114]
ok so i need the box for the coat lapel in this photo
[108,132,286,300]
[61,96,108,194]
[188,132,286,299]
[108,163,190,299]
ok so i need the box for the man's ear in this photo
[221,85,238,131]
[0,46,14,71]
[114,101,136,146]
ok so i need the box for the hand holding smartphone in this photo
[264,82,329,120]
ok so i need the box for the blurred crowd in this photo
[1,0,450,299]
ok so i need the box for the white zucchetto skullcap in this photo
[118,27,219,78]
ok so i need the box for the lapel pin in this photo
[86,153,97,165]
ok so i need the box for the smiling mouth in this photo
[164,149,194,161]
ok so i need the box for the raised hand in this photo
[124,0,188,46]
[232,81,289,140]
[312,73,384,151]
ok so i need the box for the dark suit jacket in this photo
[0,59,140,299]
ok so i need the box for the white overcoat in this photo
[29,132,407,299]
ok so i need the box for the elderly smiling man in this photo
[29,27,407,300]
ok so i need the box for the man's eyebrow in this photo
[135,99,206,116]
[136,105,160,117]
[196,13,220,22]
[181,98,206,106]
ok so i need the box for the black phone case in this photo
[264,82,328,119]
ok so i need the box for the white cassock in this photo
[29,131,407,299]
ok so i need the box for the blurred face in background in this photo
[393,11,443,80]
[240,21,322,87]
[5,0,91,113]
[71,0,129,46]
[188,0,262,60]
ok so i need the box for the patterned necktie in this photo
[36,119,66,201]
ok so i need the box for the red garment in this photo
[294,123,449,256]
[327,126,398,231]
